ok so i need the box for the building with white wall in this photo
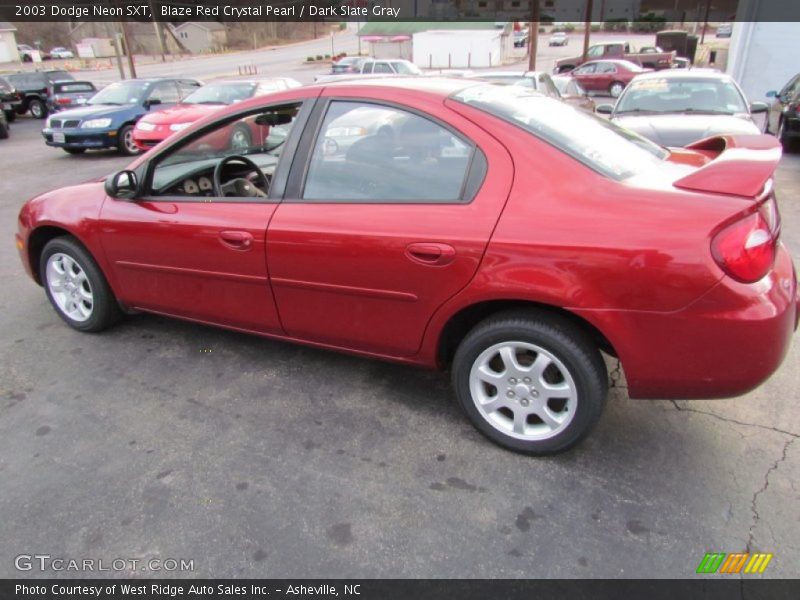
[0,21,20,63]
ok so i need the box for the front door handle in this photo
[405,242,456,266]
[219,230,253,250]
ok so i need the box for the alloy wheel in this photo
[45,252,94,322]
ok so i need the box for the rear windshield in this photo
[54,82,95,93]
[451,84,667,180]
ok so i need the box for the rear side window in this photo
[54,82,95,93]
[452,84,667,180]
[302,101,476,202]
[46,71,73,83]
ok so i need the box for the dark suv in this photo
[6,70,75,119]
[0,76,23,123]
[766,72,800,151]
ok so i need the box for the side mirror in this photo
[765,90,777,98]
[749,101,769,114]
[596,103,614,115]
[144,98,162,109]
[105,170,138,199]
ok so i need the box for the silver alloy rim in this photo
[231,129,250,150]
[124,129,139,154]
[46,253,94,322]
[31,102,43,118]
[469,341,577,441]
[610,84,623,98]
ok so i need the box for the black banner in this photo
[2,580,800,600]
[1,0,800,22]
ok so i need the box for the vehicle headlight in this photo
[81,118,112,129]
[136,121,156,132]
[169,122,191,132]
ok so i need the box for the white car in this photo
[50,47,75,59]
[549,32,569,47]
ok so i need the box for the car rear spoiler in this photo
[673,134,782,198]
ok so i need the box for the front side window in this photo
[596,63,617,74]
[148,81,180,104]
[452,84,667,180]
[150,103,303,198]
[303,101,474,202]
[391,61,423,75]
[183,83,256,105]
[373,62,393,74]
[89,81,149,105]
[574,63,596,75]
[587,46,604,58]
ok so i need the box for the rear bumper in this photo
[42,127,118,150]
[577,244,798,399]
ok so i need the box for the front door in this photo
[266,95,513,357]
[99,100,311,333]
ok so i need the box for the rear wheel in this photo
[29,99,47,119]
[608,81,625,98]
[118,124,141,156]
[452,311,608,455]
[5,109,16,123]
[0,119,8,139]
[40,237,122,332]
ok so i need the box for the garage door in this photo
[0,40,12,63]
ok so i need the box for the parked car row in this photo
[16,44,75,62]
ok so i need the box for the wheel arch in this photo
[27,225,85,285]
[435,299,618,369]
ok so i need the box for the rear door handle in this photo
[219,230,253,250]
[405,242,456,266]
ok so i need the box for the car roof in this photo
[631,69,732,81]
[317,76,474,97]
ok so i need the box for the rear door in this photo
[266,90,513,357]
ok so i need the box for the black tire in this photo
[40,236,122,333]
[230,125,252,150]
[5,109,16,123]
[117,124,141,156]
[22,54,32,63]
[452,310,608,455]
[557,65,574,74]
[29,98,47,119]
[0,119,8,140]
[63,148,86,155]
[777,118,797,153]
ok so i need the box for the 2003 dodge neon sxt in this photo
[15,79,799,454]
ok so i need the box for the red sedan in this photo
[15,79,798,455]
[570,59,650,98]
[132,77,300,151]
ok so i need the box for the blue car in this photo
[42,78,201,156]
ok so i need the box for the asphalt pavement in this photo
[0,53,797,579]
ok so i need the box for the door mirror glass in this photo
[595,103,614,114]
[105,170,138,199]
[749,101,769,114]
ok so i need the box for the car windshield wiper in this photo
[615,108,663,115]
[91,101,122,106]
[678,108,733,115]
[192,101,226,105]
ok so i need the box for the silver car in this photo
[596,70,768,147]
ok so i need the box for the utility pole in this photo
[700,0,712,44]
[120,20,137,78]
[527,1,540,71]
[148,0,166,62]
[582,0,594,63]
[113,32,126,79]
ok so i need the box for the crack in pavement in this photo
[746,436,795,553]
[669,401,800,438]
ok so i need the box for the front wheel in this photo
[452,312,608,455]
[777,119,797,152]
[608,81,625,98]
[40,237,122,332]
[5,109,16,123]
[118,124,141,156]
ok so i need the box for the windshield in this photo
[183,82,256,105]
[615,77,748,115]
[89,81,149,105]
[452,84,667,180]
[393,62,423,75]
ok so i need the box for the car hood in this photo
[138,103,223,125]
[49,104,136,121]
[612,114,760,147]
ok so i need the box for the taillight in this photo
[56,97,71,105]
[711,210,777,283]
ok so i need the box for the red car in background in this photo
[15,79,798,455]
[133,77,300,151]
[570,59,651,98]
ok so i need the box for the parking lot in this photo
[1,46,799,579]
